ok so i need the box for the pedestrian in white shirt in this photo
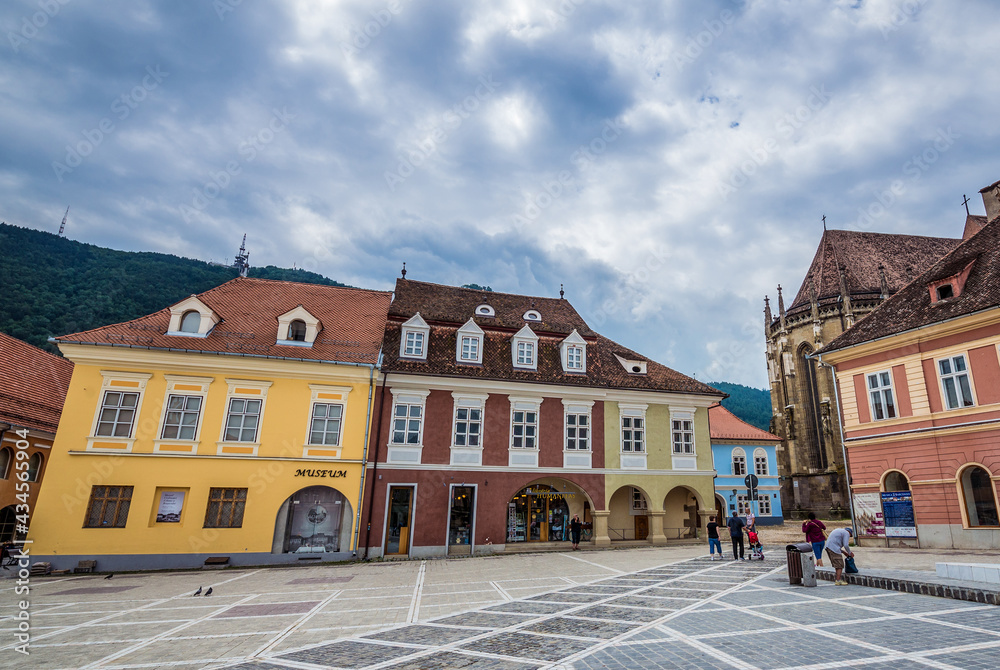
[825,527,854,585]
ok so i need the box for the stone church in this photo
[764,227,963,517]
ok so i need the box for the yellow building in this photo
[28,278,391,570]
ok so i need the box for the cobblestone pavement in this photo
[3,546,1000,669]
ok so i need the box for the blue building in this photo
[710,405,784,526]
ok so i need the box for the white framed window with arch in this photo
[165,295,219,338]
[731,448,747,476]
[958,464,999,528]
[753,448,768,476]
[881,469,910,492]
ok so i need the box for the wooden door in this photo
[635,515,649,541]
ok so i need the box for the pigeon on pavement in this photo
[205,587,213,596]
[104,574,114,580]
[193,586,202,596]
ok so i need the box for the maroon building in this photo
[359,279,723,558]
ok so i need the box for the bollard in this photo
[800,552,817,587]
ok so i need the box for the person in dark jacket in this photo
[727,514,746,560]
[570,514,582,550]
[706,516,722,560]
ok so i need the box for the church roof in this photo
[820,217,1000,353]
[787,229,960,317]
[0,332,73,433]
[963,214,988,241]
[709,405,780,442]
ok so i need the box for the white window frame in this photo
[753,448,768,476]
[736,494,750,516]
[866,370,897,420]
[153,375,212,453]
[508,396,542,467]
[216,379,271,456]
[562,399,593,469]
[757,494,773,516]
[938,354,975,410]
[619,403,648,470]
[560,329,587,373]
[276,305,321,347]
[399,313,430,360]
[302,385,352,458]
[670,407,697,470]
[87,371,153,453]
[165,296,219,338]
[732,447,747,476]
[631,487,648,513]
[450,393,488,466]
[455,318,484,365]
[387,389,430,464]
[511,325,539,371]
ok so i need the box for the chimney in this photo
[981,179,1000,221]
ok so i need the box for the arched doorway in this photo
[960,466,999,528]
[715,495,728,524]
[664,486,701,540]
[273,486,353,554]
[883,470,910,492]
[607,486,650,541]
[507,483,576,543]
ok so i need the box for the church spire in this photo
[878,263,889,300]
[777,285,786,332]
[764,295,772,337]
[839,264,855,328]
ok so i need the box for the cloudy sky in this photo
[3,0,998,388]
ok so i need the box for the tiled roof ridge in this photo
[709,404,780,441]
[229,276,388,294]
[398,278,562,303]
[593,333,724,396]
[55,307,171,342]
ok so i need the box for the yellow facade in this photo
[29,344,377,570]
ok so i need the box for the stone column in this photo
[648,511,667,545]
[592,510,611,547]
[698,510,716,538]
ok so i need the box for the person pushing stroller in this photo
[746,525,765,560]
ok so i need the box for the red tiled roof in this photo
[0,332,74,433]
[963,214,987,241]
[787,230,960,317]
[709,404,780,441]
[821,217,1000,352]
[55,277,392,365]
[383,280,723,396]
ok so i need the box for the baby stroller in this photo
[747,528,765,560]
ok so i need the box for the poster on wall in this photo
[156,491,185,523]
[853,492,884,537]
[881,491,918,538]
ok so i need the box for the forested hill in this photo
[708,381,772,432]
[0,222,346,353]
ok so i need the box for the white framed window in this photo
[621,417,644,452]
[392,401,424,444]
[732,448,747,476]
[560,329,587,373]
[180,310,201,333]
[309,403,344,445]
[217,379,271,455]
[166,295,219,337]
[399,313,430,360]
[88,372,152,452]
[867,370,897,420]
[455,318,484,364]
[476,304,495,317]
[631,487,648,511]
[511,408,538,448]
[161,395,203,440]
[562,399,594,468]
[511,325,539,371]
[96,391,140,438]
[523,310,541,322]
[276,305,321,346]
[454,407,482,447]
[672,419,694,454]
[224,398,262,442]
[565,413,589,450]
[753,448,768,476]
[757,494,772,516]
[736,494,749,515]
[938,355,975,410]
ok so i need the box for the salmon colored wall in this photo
[922,359,944,413]
[853,374,871,423]
[969,344,1000,406]
[891,364,912,417]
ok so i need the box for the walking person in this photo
[802,512,827,567]
[570,514,582,551]
[825,526,855,585]
[727,513,746,560]
[706,516,722,560]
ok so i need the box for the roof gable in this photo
[0,332,74,433]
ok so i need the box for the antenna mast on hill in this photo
[233,234,250,277]
[58,206,69,236]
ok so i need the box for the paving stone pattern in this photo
[6,547,1000,669]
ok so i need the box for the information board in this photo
[881,491,917,538]
[853,492,884,537]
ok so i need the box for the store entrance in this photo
[384,486,413,556]
[507,484,572,543]
[448,485,475,556]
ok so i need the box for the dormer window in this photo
[455,318,484,364]
[615,354,647,375]
[400,313,430,360]
[929,259,976,305]
[560,329,587,373]
[523,310,541,322]
[166,296,220,338]
[276,306,321,347]
[511,324,539,370]
[289,319,307,341]
[180,310,201,333]
[476,304,495,317]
